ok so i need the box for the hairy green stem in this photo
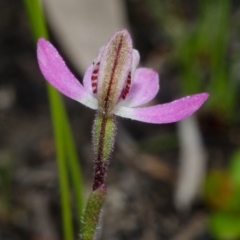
[92,114,116,190]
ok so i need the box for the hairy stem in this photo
[92,114,116,190]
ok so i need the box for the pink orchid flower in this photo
[37,30,208,123]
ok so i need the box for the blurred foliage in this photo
[145,0,240,118]
[204,150,240,239]
[145,0,240,238]
[0,151,12,222]
[139,133,178,154]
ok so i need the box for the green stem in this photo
[81,184,107,240]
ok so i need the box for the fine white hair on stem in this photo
[93,208,104,240]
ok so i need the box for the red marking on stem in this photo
[93,116,108,190]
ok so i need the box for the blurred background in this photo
[1,0,240,239]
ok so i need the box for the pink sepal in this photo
[114,93,209,123]
[122,68,159,107]
[37,38,97,109]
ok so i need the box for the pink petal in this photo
[121,68,159,107]
[114,93,209,123]
[85,46,105,95]
[37,38,97,109]
[83,64,94,94]
[131,50,140,77]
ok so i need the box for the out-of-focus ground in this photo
[1,0,240,240]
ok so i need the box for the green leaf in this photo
[229,150,240,188]
[204,170,234,210]
[209,211,240,240]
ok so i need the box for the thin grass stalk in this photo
[48,87,74,240]
[23,0,84,238]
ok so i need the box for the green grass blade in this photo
[62,112,85,220]
[23,0,48,39]
[23,0,84,237]
[47,87,74,240]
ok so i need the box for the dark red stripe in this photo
[93,116,107,190]
[104,36,123,112]
[91,75,98,80]
[120,70,131,100]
